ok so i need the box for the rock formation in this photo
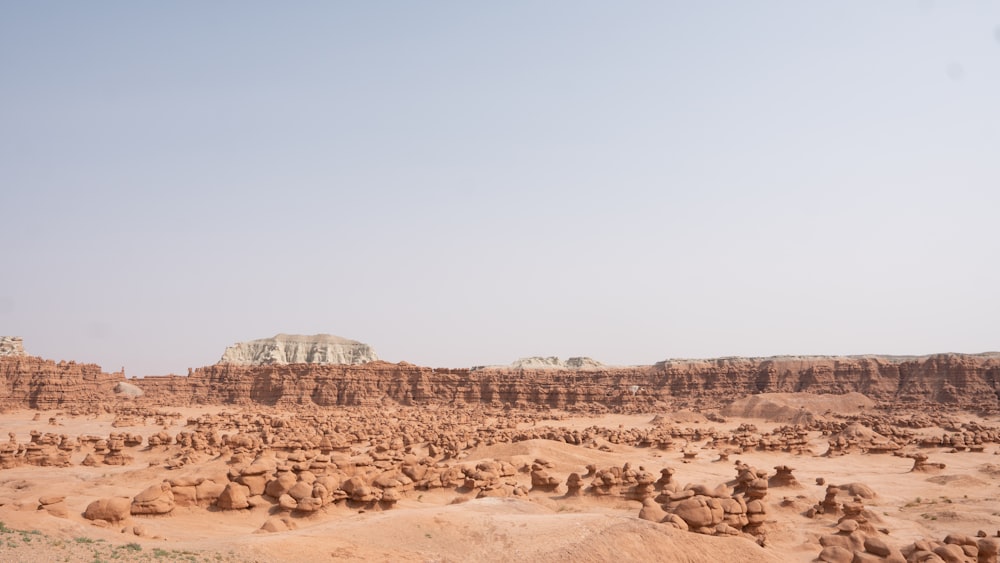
[133,352,1000,413]
[2,338,1000,413]
[472,356,606,371]
[218,333,379,366]
[509,357,606,370]
[0,336,26,356]
[0,353,124,411]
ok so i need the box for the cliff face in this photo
[0,355,125,410]
[131,353,1000,413]
[135,361,652,410]
[218,334,379,366]
[3,346,998,412]
[647,354,1000,411]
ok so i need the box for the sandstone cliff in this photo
[3,339,999,413]
[0,355,124,410]
[132,353,1000,413]
[218,334,378,366]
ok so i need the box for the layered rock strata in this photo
[2,345,999,412]
[218,334,378,366]
[0,355,124,410]
[133,353,1000,412]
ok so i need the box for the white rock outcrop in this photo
[0,336,26,357]
[510,356,605,370]
[218,334,378,366]
[114,381,144,398]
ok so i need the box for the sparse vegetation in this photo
[0,527,228,563]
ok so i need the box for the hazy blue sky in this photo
[2,2,998,375]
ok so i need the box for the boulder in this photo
[84,497,131,523]
[672,496,724,531]
[131,482,175,515]
[216,482,250,510]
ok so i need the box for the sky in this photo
[1,2,998,376]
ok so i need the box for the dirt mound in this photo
[650,410,709,424]
[925,474,989,487]
[721,392,875,423]
[238,498,782,562]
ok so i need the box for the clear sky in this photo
[2,2,998,376]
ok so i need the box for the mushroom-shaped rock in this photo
[84,497,131,523]
[768,465,800,488]
[908,453,946,474]
[131,482,175,515]
[656,467,677,492]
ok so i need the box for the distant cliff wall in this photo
[0,355,125,410]
[132,353,1000,413]
[3,348,998,412]
[218,333,379,366]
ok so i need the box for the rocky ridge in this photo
[218,334,378,366]
[1,337,999,412]
[131,353,1000,413]
[0,355,124,410]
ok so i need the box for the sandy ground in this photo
[1,405,999,562]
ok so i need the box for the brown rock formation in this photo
[0,355,124,410]
[128,353,1000,413]
[4,345,1000,413]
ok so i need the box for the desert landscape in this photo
[0,334,998,562]
[5,2,997,561]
